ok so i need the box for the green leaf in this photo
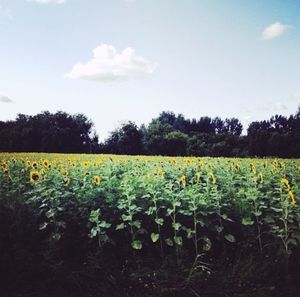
[270,207,283,213]
[46,209,55,219]
[99,221,111,229]
[89,227,99,238]
[185,228,194,239]
[121,214,132,221]
[173,201,181,207]
[224,234,236,243]
[252,210,262,217]
[242,217,254,226]
[166,208,174,216]
[89,209,100,223]
[165,238,174,246]
[52,233,61,241]
[203,236,212,251]
[39,222,48,230]
[174,236,183,246]
[151,233,159,243]
[131,240,142,250]
[146,206,156,215]
[172,222,182,231]
[215,225,224,233]
[116,223,125,230]
[221,213,234,222]
[264,216,275,223]
[287,238,298,246]
[220,213,228,220]
[155,218,164,226]
[129,204,137,211]
[132,220,141,229]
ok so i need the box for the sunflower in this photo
[208,172,216,184]
[30,171,40,183]
[287,191,296,205]
[199,160,205,169]
[250,163,256,174]
[60,168,68,175]
[234,163,240,171]
[258,172,263,184]
[281,178,290,192]
[1,162,7,169]
[195,172,201,183]
[93,175,100,186]
[180,175,186,187]
[156,168,164,177]
[63,177,71,186]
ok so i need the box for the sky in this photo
[0,0,299,140]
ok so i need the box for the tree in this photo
[0,111,97,153]
[104,121,143,155]
[224,118,243,135]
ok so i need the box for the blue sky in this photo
[1,0,299,140]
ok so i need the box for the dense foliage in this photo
[0,153,299,296]
[0,108,299,157]
[0,111,99,153]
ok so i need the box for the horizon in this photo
[1,0,300,141]
[1,107,299,142]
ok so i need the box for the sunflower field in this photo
[0,153,300,296]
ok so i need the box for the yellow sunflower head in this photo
[63,177,71,187]
[258,172,263,184]
[281,178,290,191]
[93,175,100,186]
[156,168,164,177]
[288,191,296,205]
[180,175,186,187]
[208,172,216,184]
[30,171,40,183]
[250,163,256,174]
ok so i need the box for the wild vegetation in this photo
[0,153,299,296]
[0,107,299,157]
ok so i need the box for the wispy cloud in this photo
[27,0,66,4]
[243,101,289,115]
[65,44,157,82]
[123,0,135,5]
[261,22,291,40]
[0,3,14,20]
[289,93,300,102]
[0,95,14,103]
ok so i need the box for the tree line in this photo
[0,108,299,157]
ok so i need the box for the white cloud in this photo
[0,95,14,103]
[65,44,157,82]
[27,0,66,4]
[261,22,290,40]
